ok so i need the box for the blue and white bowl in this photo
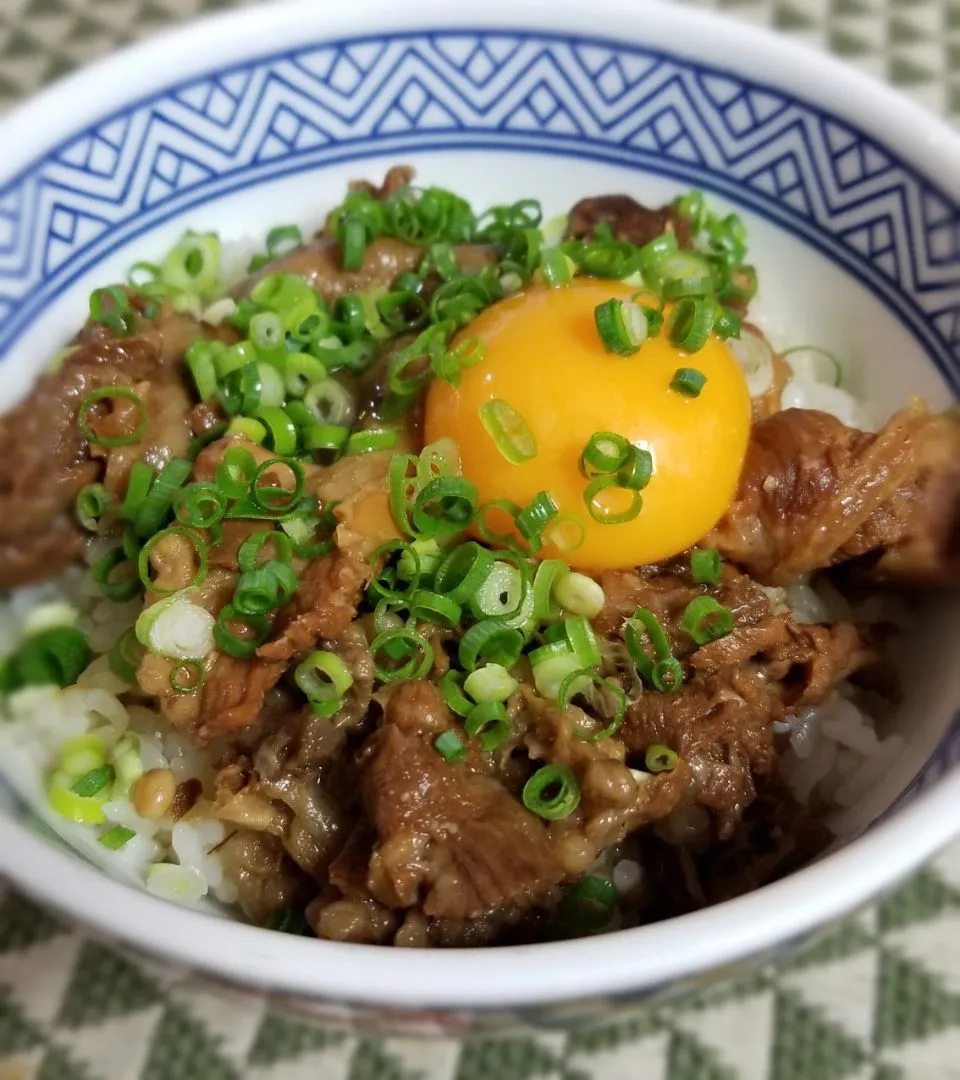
[1,0,960,1032]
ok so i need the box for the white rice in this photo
[0,575,235,908]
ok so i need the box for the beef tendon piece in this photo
[710,405,960,586]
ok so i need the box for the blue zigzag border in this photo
[1,30,959,392]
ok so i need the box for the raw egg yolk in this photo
[423,278,751,572]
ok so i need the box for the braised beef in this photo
[0,309,207,586]
[1,167,944,948]
[711,406,960,585]
[566,194,692,249]
[257,548,371,663]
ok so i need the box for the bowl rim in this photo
[2,0,960,1011]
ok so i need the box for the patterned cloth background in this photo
[2,0,960,1077]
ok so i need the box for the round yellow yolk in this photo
[423,278,751,572]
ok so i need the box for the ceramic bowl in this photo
[1,0,960,1034]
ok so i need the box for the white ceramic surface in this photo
[1,0,959,1021]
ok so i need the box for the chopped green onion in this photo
[464,701,512,751]
[253,407,298,456]
[681,595,734,645]
[670,367,707,397]
[6,626,90,690]
[135,591,215,660]
[560,875,618,931]
[617,447,654,491]
[624,606,674,687]
[469,559,530,623]
[645,744,679,772]
[215,341,258,379]
[170,659,205,693]
[458,618,524,671]
[138,527,207,596]
[474,498,522,549]
[408,589,462,630]
[718,265,758,308]
[463,663,518,704]
[370,628,433,682]
[532,559,568,622]
[233,567,283,615]
[553,572,605,619]
[237,530,293,573]
[690,547,722,586]
[214,604,270,660]
[284,352,328,397]
[543,513,586,555]
[120,462,155,522]
[667,297,717,353]
[161,232,220,297]
[220,363,262,417]
[412,476,477,538]
[434,730,468,763]
[388,453,418,537]
[563,616,601,668]
[433,542,495,603]
[522,764,580,820]
[186,340,221,401]
[539,247,574,288]
[71,765,115,798]
[134,458,193,538]
[215,446,258,500]
[91,548,141,602]
[673,189,706,228]
[77,387,146,448]
[651,656,684,694]
[304,378,355,427]
[437,669,472,717]
[515,490,558,550]
[111,733,143,793]
[228,415,266,445]
[172,483,227,531]
[250,311,284,354]
[47,770,109,824]
[89,285,137,336]
[583,476,643,524]
[594,298,649,356]
[558,669,626,742]
[108,628,144,684]
[249,457,305,515]
[75,484,112,532]
[58,735,105,777]
[713,308,741,341]
[580,432,631,477]
[301,424,348,453]
[295,650,353,716]
[477,399,538,464]
[99,825,137,850]
[530,642,584,700]
[658,251,714,300]
[345,428,399,455]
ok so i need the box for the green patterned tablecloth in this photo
[3,1,960,1077]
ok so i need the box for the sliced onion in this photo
[780,379,861,427]
[782,346,841,387]
[201,297,237,325]
[729,329,774,398]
